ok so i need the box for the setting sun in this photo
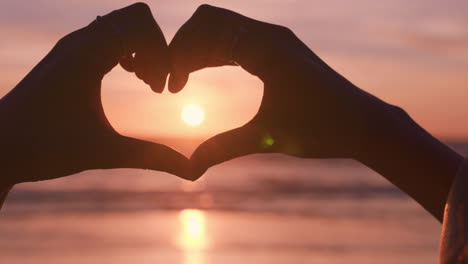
[181,104,205,126]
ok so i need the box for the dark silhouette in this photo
[0,3,192,189]
[171,5,462,222]
[0,3,466,263]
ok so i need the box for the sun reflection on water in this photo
[178,209,207,264]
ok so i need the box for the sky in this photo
[1,0,468,150]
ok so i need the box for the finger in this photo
[168,60,237,93]
[119,54,135,72]
[103,136,192,180]
[90,3,170,91]
[115,3,169,92]
[168,5,242,93]
[168,70,189,93]
[134,47,168,93]
[190,122,274,180]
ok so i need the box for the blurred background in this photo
[1,0,468,263]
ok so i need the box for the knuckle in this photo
[122,2,153,19]
[196,4,215,12]
[276,25,294,36]
[54,30,81,51]
[389,104,409,119]
[55,35,71,49]
[56,32,75,47]
[173,4,220,44]
[129,2,151,13]
[194,4,218,17]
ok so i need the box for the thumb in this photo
[168,70,189,94]
[102,136,192,180]
[190,122,275,180]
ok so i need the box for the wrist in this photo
[353,100,463,220]
[355,101,462,166]
[353,102,409,162]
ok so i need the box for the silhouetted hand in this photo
[169,5,393,175]
[170,5,463,222]
[0,3,191,188]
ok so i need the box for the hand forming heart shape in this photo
[0,2,395,187]
[168,5,388,179]
[2,2,464,223]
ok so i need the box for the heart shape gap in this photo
[102,66,263,157]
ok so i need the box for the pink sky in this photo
[1,0,468,150]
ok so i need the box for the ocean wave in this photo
[3,182,411,217]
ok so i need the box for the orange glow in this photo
[178,209,207,249]
[181,104,205,126]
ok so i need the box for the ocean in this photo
[1,141,467,264]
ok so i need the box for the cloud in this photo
[395,25,468,59]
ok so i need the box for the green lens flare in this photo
[261,134,275,148]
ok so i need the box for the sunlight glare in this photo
[178,209,207,264]
[178,209,207,249]
[181,104,205,126]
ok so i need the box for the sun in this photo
[181,104,205,126]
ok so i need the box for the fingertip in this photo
[189,139,221,176]
[189,123,268,172]
[148,55,170,93]
[173,162,196,181]
[119,55,135,72]
[151,145,193,181]
[168,73,189,93]
[135,68,167,93]
[132,46,170,93]
[188,159,209,181]
[150,76,166,93]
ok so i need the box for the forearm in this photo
[356,102,463,222]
